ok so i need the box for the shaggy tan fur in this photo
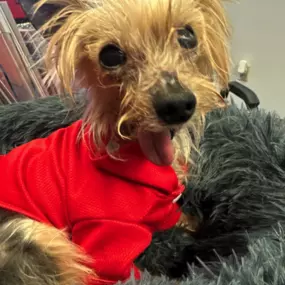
[0,216,95,284]
[34,0,230,181]
[0,1,231,284]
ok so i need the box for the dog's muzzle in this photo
[152,71,196,125]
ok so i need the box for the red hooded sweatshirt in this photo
[0,120,183,284]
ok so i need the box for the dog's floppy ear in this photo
[19,0,61,32]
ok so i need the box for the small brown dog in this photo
[0,0,230,284]
[40,0,229,181]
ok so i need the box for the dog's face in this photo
[35,0,230,174]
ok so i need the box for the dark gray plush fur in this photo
[1,95,285,285]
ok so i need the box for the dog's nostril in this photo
[186,103,193,111]
[166,103,176,114]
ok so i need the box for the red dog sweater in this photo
[0,120,183,284]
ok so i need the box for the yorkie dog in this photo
[0,0,230,284]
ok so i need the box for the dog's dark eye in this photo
[177,26,197,49]
[99,44,127,69]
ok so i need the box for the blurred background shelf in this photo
[0,1,59,104]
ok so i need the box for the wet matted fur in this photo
[1,96,285,284]
[0,0,232,283]
[1,0,282,284]
[32,0,230,180]
[0,211,93,285]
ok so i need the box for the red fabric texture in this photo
[0,120,183,284]
[2,0,26,20]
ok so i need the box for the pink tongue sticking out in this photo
[138,129,174,166]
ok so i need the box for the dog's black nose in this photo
[154,94,196,125]
[152,72,196,125]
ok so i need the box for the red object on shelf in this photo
[0,0,26,20]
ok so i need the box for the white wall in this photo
[225,1,285,116]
